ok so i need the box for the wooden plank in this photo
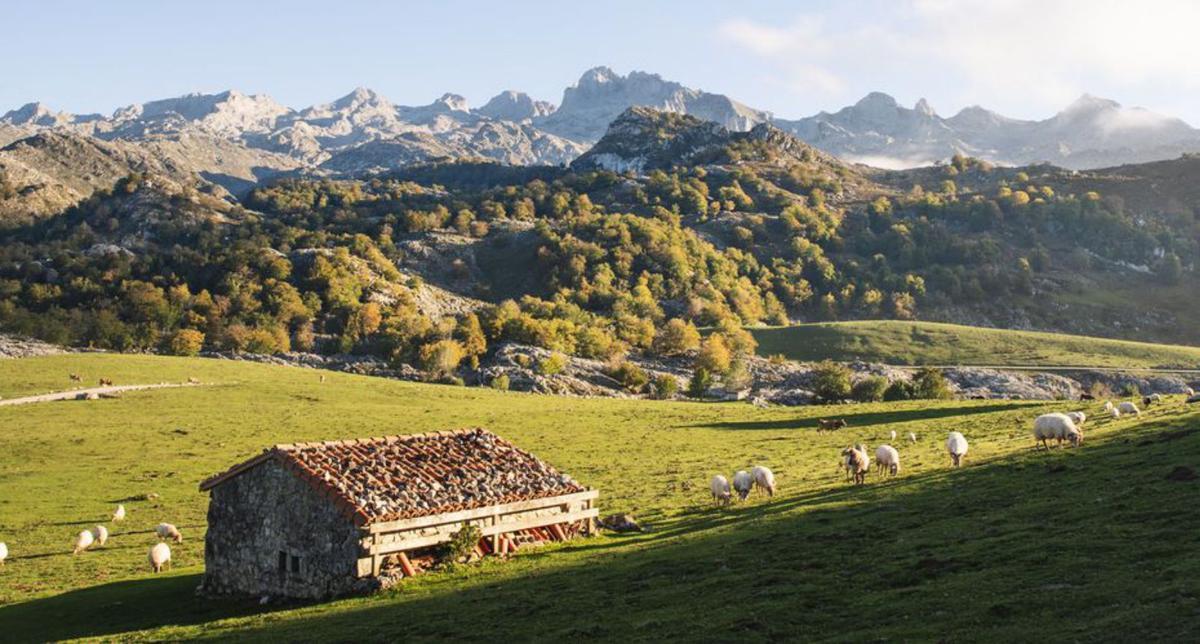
[367,489,598,534]
[365,508,598,556]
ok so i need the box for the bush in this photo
[536,352,568,376]
[696,334,732,374]
[811,360,852,401]
[166,329,205,356]
[1122,382,1141,398]
[912,367,952,399]
[723,358,752,391]
[490,374,510,391]
[654,318,701,355]
[652,374,679,399]
[439,524,482,571]
[419,339,465,379]
[608,361,649,393]
[687,367,713,398]
[851,375,889,402]
[884,379,916,401]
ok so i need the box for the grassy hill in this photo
[1,354,1199,641]
[750,320,1200,369]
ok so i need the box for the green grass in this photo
[750,320,1200,368]
[1,353,1199,641]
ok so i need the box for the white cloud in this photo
[718,0,1200,118]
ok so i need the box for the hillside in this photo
[0,354,1199,640]
[750,320,1200,369]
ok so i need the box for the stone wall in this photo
[200,459,362,599]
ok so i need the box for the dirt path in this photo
[0,382,203,407]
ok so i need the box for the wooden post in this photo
[397,552,416,577]
[371,533,381,577]
[491,512,500,554]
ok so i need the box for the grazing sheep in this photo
[0,541,7,567]
[94,525,108,547]
[1066,411,1087,426]
[73,530,94,555]
[874,445,900,476]
[946,432,969,467]
[1185,387,1195,396]
[732,471,753,501]
[908,431,917,444]
[149,543,171,573]
[1118,401,1141,418]
[889,430,897,441]
[751,465,776,497]
[1032,413,1083,450]
[156,523,183,543]
[710,475,731,506]
[817,418,848,432]
[1104,400,1115,413]
[842,446,870,485]
[112,505,126,522]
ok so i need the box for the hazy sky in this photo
[5,0,1199,124]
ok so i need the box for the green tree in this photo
[811,360,852,401]
[851,375,889,402]
[166,329,205,356]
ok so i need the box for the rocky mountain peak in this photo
[435,93,470,113]
[914,98,935,117]
[2,102,71,127]
[477,90,555,121]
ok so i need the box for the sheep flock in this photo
[0,502,182,574]
[706,391,1186,508]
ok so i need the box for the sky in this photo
[4,0,1199,124]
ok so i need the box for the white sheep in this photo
[752,465,776,497]
[946,432,969,467]
[908,431,917,444]
[1118,401,1141,417]
[112,505,126,522]
[149,542,171,573]
[73,530,94,555]
[874,445,900,476]
[842,446,870,484]
[0,541,7,567]
[156,523,183,543]
[1104,400,1115,413]
[889,430,897,441]
[1066,411,1086,426]
[732,471,753,501]
[710,475,731,506]
[94,525,108,547]
[1032,413,1082,450]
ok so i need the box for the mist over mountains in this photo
[3,66,1200,196]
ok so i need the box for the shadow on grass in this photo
[688,402,1035,431]
[5,411,1200,641]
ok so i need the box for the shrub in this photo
[687,367,713,398]
[723,358,752,391]
[851,375,889,402]
[652,374,679,399]
[912,367,952,399]
[654,318,701,355]
[1088,380,1113,399]
[608,360,649,393]
[1122,382,1141,398]
[490,374,510,391]
[696,334,732,374]
[883,379,916,401]
[439,524,482,570]
[166,329,205,356]
[419,339,465,379]
[536,352,568,376]
[812,360,852,401]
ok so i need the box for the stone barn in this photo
[198,428,598,599]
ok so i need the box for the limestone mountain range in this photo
[3,65,1200,210]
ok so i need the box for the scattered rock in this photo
[599,513,643,533]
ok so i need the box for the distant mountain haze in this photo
[4,66,1200,195]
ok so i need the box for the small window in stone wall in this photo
[290,555,301,574]
[278,550,287,574]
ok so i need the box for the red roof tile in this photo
[200,428,584,525]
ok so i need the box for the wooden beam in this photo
[364,507,599,556]
[367,490,598,534]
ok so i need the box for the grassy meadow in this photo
[0,353,1198,641]
[750,320,1200,369]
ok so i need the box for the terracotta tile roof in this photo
[200,428,584,526]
